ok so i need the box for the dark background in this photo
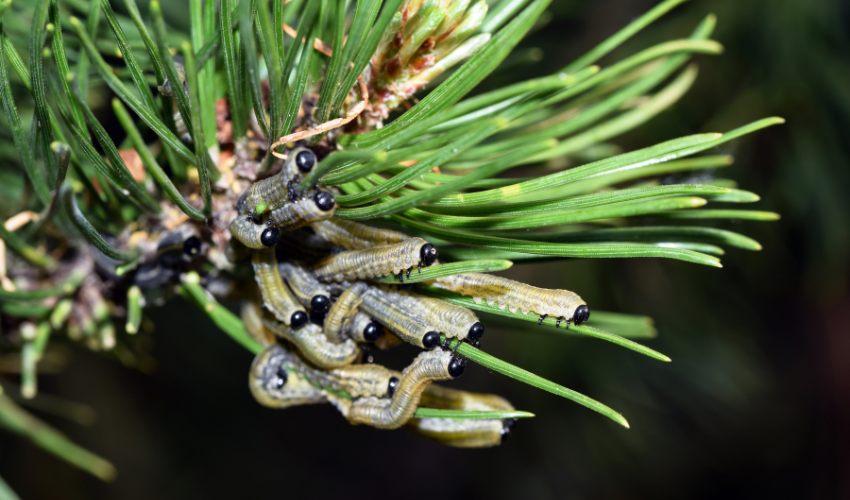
[2,0,849,498]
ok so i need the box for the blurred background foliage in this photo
[1,0,848,498]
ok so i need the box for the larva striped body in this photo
[278,262,332,317]
[311,219,408,250]
[345,349,458,429]
[380,288,483,342]
[252,251,308,328]
[262,318,360,369]
[229,215,280,249]
[432,272,591,326]
[266,189,337,231]
[359,287,439,349]
[322,283,366,341]
[237,147,318,217]
[312,237,438,282]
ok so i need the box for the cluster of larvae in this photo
[232,147,590,447]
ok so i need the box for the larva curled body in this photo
[311,219,408,250]
[252,251,307,327]
[432,272,590,326]
[312,237,438,282]
[262,317,360,369]
[344,349,456,429]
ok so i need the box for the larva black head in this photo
[422,331,440,349]
[572,305,590,325]
[182,236,202,257]
[447,356,466,378]
[419,243,438,266]
[314,191,336,212]
[501,418,517,442]
[295,149,317,173]
[310,295,331,314]
[261,227,281,247]
[363,321,383,342]
[290,310,309,329]
[387,376,399,397]
[467,322,484,342]
[274,367,288,389]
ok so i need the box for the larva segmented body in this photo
[359,287,439,349]
[312,237,438,282]
[262,318,360,369]
[266,189,337,231]
[432,272,590,326]
[322,283,367,341]
[252,251,307,327]
[278,262,332,315]
[380,288,483,342]
[311,219,409,250]
[345,349,457,429]
[237,147,318,217]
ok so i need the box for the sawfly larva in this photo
[237,147,318,217]
[345,349,463,429]
[311,219,408,250]
[249,342,326,409]
[322,283,367,341]
[266,190,336,231]
[345,311,384,343]
[230,215,281,249]
[262,316,360,369]
[410,385,515,448]
[380,288,484,342]
[359,287,441,349]
[250,344,395,404]
[312,237,438,282]
[432,272,591,327]
[252,250,308,328]
[278,262,332,320]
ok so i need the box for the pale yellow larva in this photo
[431,272,590,327]
[311,219,409,250]
[312,237,438,282]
